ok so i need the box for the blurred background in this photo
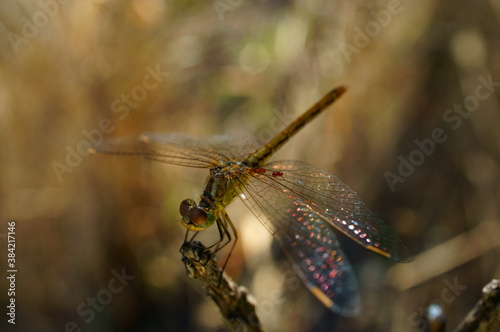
[1,0,499,331]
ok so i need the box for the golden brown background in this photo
[0,0,499,331]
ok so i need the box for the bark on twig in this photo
[454,279,500,332]
[180,241,263,332]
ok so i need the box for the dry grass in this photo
[0,1,499,331]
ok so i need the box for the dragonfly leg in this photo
[217,210,238,279]
[204,214,230,252]
[187,215,228,268]
[181,210,238,281]
[197,210,237,285]
[182,229,200,245]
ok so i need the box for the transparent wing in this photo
[89,133,259,168]
[239,160,412,262]
[274,203,360,315]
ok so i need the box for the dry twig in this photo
[180,241,263,332]
[454,279,500,332]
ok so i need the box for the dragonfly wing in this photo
[237,175,360,314]
[274,206,360,315]
[241,160,412,262]
[89,133,258,168]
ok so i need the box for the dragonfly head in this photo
[179,198,215,231]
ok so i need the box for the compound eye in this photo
[179,199,191,217]
[187,207,208,226]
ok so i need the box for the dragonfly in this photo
[89,86,412,315]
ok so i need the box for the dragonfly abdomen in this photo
[243,86,346,167]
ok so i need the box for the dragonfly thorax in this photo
[203,162,244,206]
